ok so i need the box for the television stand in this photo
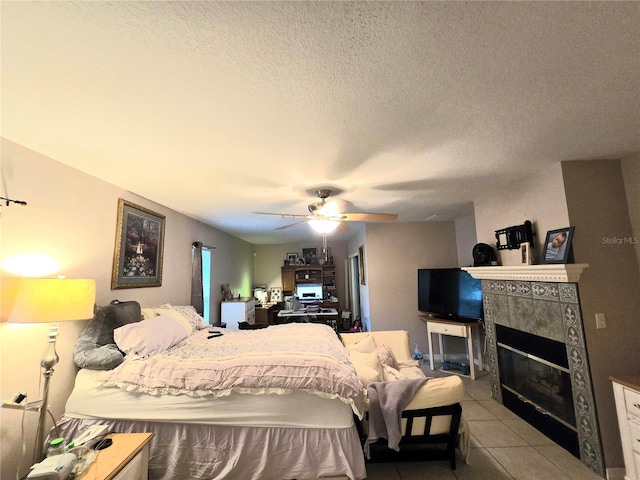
[418,316,483,380]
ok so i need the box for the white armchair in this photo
[340,330,469,468]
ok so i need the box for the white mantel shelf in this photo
[462,264,589,283]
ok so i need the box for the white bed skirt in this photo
[56,415,366,480]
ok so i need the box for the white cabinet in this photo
[612,376,640,480]
[221,298,256,329]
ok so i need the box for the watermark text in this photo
[602,236,639,245]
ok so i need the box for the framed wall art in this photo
[111,199,166,289]
[302,247,318,264]
[542,227,575,264]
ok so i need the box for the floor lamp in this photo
[3,277,96,463]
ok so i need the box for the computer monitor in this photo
[296,283,323,302]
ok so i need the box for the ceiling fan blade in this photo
[275,220,308,230]
[341,213,398,222]
[254,212,308,219]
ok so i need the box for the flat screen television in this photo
[418,268,483,322]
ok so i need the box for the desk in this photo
[278,308,338,329]
[420,316,483,380]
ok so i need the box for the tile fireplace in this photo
[463,265,604,477]
[497,323,578,456]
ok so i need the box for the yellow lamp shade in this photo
[2,278,96,323]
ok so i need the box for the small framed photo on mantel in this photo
[520,243,532,265]
[542,227,575,264]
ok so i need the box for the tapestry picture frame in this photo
[111,198,166,289]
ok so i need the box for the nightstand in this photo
[80,432,153,480]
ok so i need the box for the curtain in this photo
[191,242,204,315]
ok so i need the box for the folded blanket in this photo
[364,378,428,458]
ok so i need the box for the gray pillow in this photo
[73,300,142,370]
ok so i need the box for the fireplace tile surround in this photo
[464,265,604,477]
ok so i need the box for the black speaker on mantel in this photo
[472,243,497,266]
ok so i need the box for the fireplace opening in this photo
[496,324,579,457]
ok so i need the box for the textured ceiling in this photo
[2,1,639,244]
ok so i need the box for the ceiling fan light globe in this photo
[308,219,340,234]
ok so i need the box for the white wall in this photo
[0,139,254,480]
[353,222,458,356]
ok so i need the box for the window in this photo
[192,243,213,324]
[202,247,212,323]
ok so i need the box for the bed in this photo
[59,306,367,480]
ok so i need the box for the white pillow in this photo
[158,303,208,330]
[349,350,384,387]
[141,308,159,320]
[354,364,382,387]
[154,307,194,336]
[374,345,399,369]
[382,364,409,381]
[114,315,190,358]
[346,334,377,354]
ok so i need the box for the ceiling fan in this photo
[256,189,398,233]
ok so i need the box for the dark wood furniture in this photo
[281,264,338,306]
[364,403,462,470]
[255,302,282,325]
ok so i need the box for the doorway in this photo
[347,255,361,325]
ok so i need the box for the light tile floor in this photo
[363,368,605,480]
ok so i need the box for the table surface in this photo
[80,432,153,480]
[419,315,480,326]
[610,375,640,391]
[278,307,338,316]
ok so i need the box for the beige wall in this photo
[475,163,570,266]
[0,139,254,480]
[621,153,640,267]
[455,211,478,267]
[356,222,459,356]
[562,158,640,471]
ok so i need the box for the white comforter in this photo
[98,322,365,417]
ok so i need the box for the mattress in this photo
[66,369,355,428]
[60,371,366,479]
[59,323,367,479]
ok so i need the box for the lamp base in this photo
[33,323,59,463]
